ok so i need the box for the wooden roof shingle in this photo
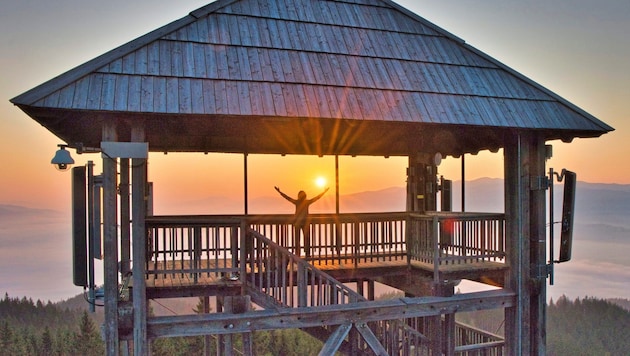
[11,0,613,156]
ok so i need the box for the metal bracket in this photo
[530,175,549,191]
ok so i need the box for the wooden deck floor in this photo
[140,255,508,298]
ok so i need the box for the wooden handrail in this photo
[145,211,506,282]
[245,228,364,308]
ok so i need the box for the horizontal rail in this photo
[148,289,516,336]
[408,212,506,280]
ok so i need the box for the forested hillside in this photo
[2,293,629,355]
[547,296,630,355]
[0,293,103,355]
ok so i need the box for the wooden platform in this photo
[142,260,242,299]
[138,254,507,299]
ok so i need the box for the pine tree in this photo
[0,321,12,351]
[41,326,53,356]
[73,311,104,355]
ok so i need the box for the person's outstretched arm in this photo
[275,186,295,203]
[308,187,330,203]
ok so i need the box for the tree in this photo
[73,311,104,355]
[41,326,53,356]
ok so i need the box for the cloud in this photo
[549,260,630,301]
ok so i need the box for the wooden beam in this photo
[504,131,533,355]
[355,323,388,356]
[319,323,351,356]
[102,122,119,356]
[131,125,148,356]
[119,159,130,276]
[530,135,548,355]
[148,290,515,338]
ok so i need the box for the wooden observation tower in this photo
[11,0,612,354]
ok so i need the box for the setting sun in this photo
[315,176,327,188]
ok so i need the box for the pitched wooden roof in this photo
[11,0,612,156]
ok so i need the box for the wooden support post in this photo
[530,135,548,355]
[367,279,375,301]
[120,159,130,277]
[443,313,456,355]
[216,297,224,356]
[102,122,119,356]
[131,125,148,356]
[406,153,438,213]
[218,296,252,355]
[428,315,442,355]
[504,131,548,355]
[203,296,212,356]
[356,279,364,297]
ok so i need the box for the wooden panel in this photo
[213,80,228,115]
[191,43,207,78]
[204,45,218,79]
[236,47,252,81]
[165,78,179,113]
[113,75,129,111]
[86,73,104,110]
[57,83,76,109]
[42,90,59,108]
[191,79,205,114]
[257,48,274,82]
[182,42,195,77]
[231,81,249,116]
[121,52,135,74]
[154,41,168,76]
[201,80,216,114]
[153,77,167,113]
[291,84,310,118]
[140,76,154,112]
[215,45,229,79]
[246,82,263,115]
[127,76,141,112]
[270,83,286,116]
[99,74,116,111]
[280,84,298,117]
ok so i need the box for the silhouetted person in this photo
[275,186,329,257]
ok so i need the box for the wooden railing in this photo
[248,212,408,266]
[245,228,362,308]
[407,212,506,280]
[145,216,241,280]
[454,322,504,355]
[145,212,506,282]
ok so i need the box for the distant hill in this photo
[547,296,630,355]
[609,298,630,312]
[0,204,64,221]
[1,179,629,302]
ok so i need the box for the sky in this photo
[1,0,629,211]
[0,1,628,300]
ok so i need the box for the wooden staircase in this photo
[244,229,434,355]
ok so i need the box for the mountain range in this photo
[1,178,628,302]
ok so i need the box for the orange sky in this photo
[1,0,628,212]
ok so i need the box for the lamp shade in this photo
[51,146,74,171]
